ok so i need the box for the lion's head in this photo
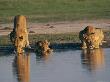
[84,26,95,35]
[84,33,96,49]
[35,40,52,55]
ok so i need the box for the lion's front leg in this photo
[94,41,100,49]
[24,34,31,48]
[82,41,87,49]
[15,45,24,54]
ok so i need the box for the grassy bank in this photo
[0,31,110,47]
[0,0,110,23]
[0,33,79,46]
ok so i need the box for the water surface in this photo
[0,48,110,82]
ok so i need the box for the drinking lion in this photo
[10,15,30,54]
[35,40,53,55]
[79,26,104,49]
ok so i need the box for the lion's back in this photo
[95,28,104,41]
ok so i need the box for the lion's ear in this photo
[47,41,50,45]
[39,42,42,46]
[48,42,50,45]
[44,40,50,45]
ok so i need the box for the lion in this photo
[10,15,30,54]
[79,26,104,49]
[35,40,53,55]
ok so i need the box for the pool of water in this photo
[0,48,110,82]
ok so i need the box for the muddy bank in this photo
[0,20,110,35]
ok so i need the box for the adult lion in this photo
[10,15,30,54]
[79,26,104,49]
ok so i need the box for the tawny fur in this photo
[35,40,53,55]
[79,26,104,49]
[10,15,30,54]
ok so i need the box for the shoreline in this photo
[0,42,110,52]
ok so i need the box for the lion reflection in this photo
[35,48,52,63]
[81,48,105,71]
[13,53,30,82]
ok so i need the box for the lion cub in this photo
[34,40,53,55]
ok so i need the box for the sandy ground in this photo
[0,19,110,35]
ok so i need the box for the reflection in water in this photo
[13,53,30,82]
[81,48,105,71]
[35,52,52,63]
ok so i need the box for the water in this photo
[0,48,110,82]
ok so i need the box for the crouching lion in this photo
[79,26,104,49]
[34,40,53,55]
[10,15,30,54]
